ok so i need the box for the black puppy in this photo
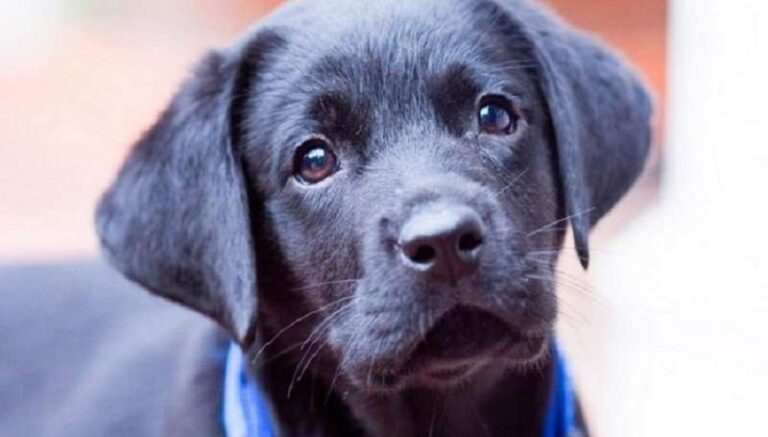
[0,0,651,436]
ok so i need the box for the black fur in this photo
[94,0,652,435]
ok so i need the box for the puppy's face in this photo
[245,7,562,390]
[97,0,651,395]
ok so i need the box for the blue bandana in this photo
[223,342,580,437]
[222,344,274,437]
[542,343,581,437]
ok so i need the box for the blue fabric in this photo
[541,343,579,437]
[223,344,274,437]
[223,342,579,437]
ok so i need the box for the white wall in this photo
[593,0,768,434]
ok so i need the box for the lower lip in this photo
[364,335,545,389]
[417,333,546,379]
[426,364,473,380]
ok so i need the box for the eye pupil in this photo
[479,102,514,134]
[303,148,327,170]
[295,140,337,183]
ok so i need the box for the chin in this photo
[343,306,554,392]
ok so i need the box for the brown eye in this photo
[293,139,338,184]
[478,97,516,135]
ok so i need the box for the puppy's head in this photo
[97,0,651,391]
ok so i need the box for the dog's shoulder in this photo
[0,260,228,437]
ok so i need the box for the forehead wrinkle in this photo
[307,91,370,146]
[275,11,532,159]
[301,48,432,140]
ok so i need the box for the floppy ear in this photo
[96,31,283,343]
[493,0,654,268]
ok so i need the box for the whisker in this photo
[526,207,596,237]
[525,270,609,308]
[300,303,352,351]
[526,272,594,295]
[323,360,343,406]
[428,396,440,437]
[290,278,361,292]
[465,385,492,437]
[252,295,354,365]
[296,342,326,384]
[496,167,530,197]
[524,227,569,235]
[288,302,354,397]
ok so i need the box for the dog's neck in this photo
[256,351,553,437]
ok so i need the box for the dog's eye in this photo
[293,139,338,184]
[478,97,516,135]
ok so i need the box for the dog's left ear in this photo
[492,1,654,268]
[96,31,283,343]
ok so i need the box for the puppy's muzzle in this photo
[398,203,484,284]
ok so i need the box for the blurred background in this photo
[1,0,765,435]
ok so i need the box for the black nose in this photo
[398,204,485,283]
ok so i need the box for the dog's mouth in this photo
[404,307,517,372]
[370,306,548,388]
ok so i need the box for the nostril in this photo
[398,203,486,279]
[457,232,483,253]
[409,244,437,264]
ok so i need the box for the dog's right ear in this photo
[96,31,284,344]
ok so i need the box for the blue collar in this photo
[542,343,580,437]
[223,342,579,437]
[223,344,274,437]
